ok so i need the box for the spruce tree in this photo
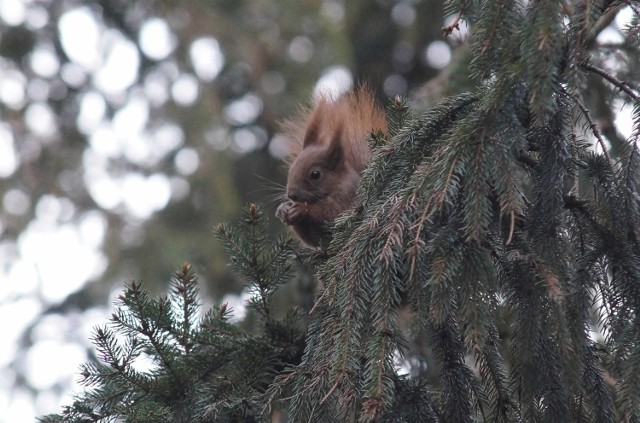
[40,205,305,422]
[44,0,640,422]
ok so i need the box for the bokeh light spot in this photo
[174,148,200,176]
[3,189,31,215]
[139,18,176,60]
[58,8,101,70]
[190,37,225,82]
[0,124,18,178]
[171,74,199,106]
[424,41,452,69]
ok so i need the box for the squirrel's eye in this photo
[310,170,321,180]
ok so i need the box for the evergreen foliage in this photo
[44,1,640,422]
[40,206,304,422]
[267,1,640,421]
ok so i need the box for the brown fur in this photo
[276,86,387,247]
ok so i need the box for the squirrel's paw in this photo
[286,201,308,222]
[276,200,293,224]
[276,201,309,224]
[276,201,290,223]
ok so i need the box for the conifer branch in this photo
[171,263,198,354]
[126,298,183,389]
[44,204,304,422]
[386,96,409,138]
[564,88,614,167]
[581,62,639,100]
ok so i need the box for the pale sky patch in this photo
[123,133,156,165]
[25,6,48,30]
[614,99,634,140]
[3,189,31,215]
[314,66,353,100]
[25,340,87,390]
[121,173,172,219]
[29,44,60,78]
[597,26,624,44]
[223,93,263,125]
[174,148,200,175]
[77,90,107,134]
[3,388,35,423]
[86,174,122,210]
[288,36,314,63]
[25,102,59,139]
[0,298,42,367]
[425,40,452,69]
[0,67,27,109]
[171,74,199,106]
[391,3,416,27]
[60,62,89,88]
[89,124,122,158]
[58,8,101,70]
[16,220,108,303]
[94,36,140,95]
[220,291,253,323]
[0,124,18,177]
[190,37,225,81]
[113,94,149,137]
[152,123,185,156]
[232,127,261,154]
[139,18,176,60]
[0,0,26,26]
[615,6,634,28]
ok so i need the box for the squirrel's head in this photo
[286,120,357,204]
[281,85,385,206]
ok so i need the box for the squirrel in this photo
[275,86,387,247]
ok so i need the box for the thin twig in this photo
[505,210,515,245]
[442,11,463,36]
[320,376,342,405]
[581,62,639,101]
[564,88,614,168]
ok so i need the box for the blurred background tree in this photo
[0,0,467,419]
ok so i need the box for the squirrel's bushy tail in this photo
[279,85,387,171]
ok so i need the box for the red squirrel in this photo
[275,86,387,247]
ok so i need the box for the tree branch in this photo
[563,88,614,167]
[581,62,639,101]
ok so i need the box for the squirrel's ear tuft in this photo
[326,124,344,170]
[302,108,323,148]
